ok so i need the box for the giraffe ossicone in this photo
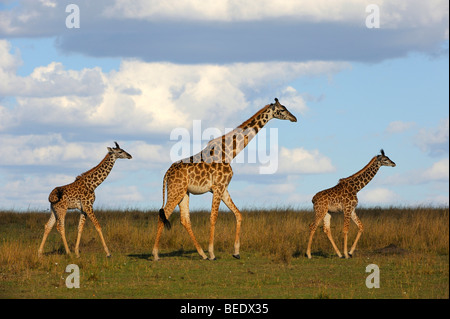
[305,149,396,259]
[38,142,132,258]
[152,98,297,261]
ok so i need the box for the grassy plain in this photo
[0,207,448,299]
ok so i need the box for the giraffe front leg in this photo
[179,194,208,260]
[306,221,317,259]
[349,210,364,257]
[306,207,325,259]
[74,212,87,258]
[85,206,111,257]
[342,211,352,259]
[208,191,222,260]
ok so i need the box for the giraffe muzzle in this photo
[288,114,297,122]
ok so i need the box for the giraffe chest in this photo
[67,198,83,210]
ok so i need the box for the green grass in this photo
[0,207,448,299]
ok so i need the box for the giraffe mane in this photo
[237,104,271,130]
[338,156,378,183]
[203,103,271,147]
[75,153,110,181]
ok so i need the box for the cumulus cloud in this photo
[1,1,447,63]
[383,158,449,185]
[0,135,165,209]
[358,187,399,205]
[0,134,113,168]
[278,147,335,174]
[231,144,335,176]
[0,134,166,171]
[104,0,449,28]
[385,120,416,134]
[0,40,349,138]
[421,158,449,182]
[415,117,449,157]
[0,173,74,209]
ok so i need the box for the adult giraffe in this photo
[152,98,297,260]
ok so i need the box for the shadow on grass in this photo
[293,250,333,258]
[40,247,68,256]
[127,248,199,261]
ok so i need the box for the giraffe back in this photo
[312,181,358,212]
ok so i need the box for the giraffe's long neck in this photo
[187,104,273,164]
[340,156,381,193]
[77,153,117,190]
[226,104,273,160]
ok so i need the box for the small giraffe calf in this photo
[38,142,132,258]
[306,149,396,259]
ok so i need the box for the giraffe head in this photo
[107,142,133,159]
[270,98,297,122]
[377,149,396,167]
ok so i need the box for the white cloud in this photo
[0,173,74,209]
[104,0,449,30]
[385,120,416,134]
[0,134,166,171]
[96,185,145,205]
[0,40,349,137]
[358,187,399,204]
[415,117,449,156]
[0,39,22,72]
[422,158,449,182]
[383,158,449,185]
[231,146,335,176]
[278,147,335,174]
[39,0,57,8]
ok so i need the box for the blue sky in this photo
[0,0,448,211]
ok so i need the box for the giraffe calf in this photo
[306,150,396,259]
[38,142,132,258]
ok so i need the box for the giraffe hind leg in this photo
[38,208,56,256]
[152,187,187,260]
[54,204,71,255]
[179,194,208,260]
[323,213,343,258]
[306,206,328,259]
[221,190,242,259]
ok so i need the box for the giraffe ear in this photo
[107,147,113,153]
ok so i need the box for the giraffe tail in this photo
[159,170,171,230]
[48,187,63,204]
[159,208,171,230]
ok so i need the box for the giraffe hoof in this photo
[348,253,353,258]
[106,254,112,258]
[209,257,217,261]
[233,254,240,259]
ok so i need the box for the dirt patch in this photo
[373,244,409,255]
